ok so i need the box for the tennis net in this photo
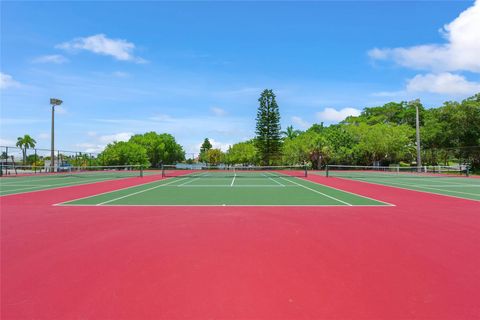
[0,164,143,179]
[162,165,308,178]
[325,165,469,179]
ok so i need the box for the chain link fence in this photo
[421,146,480,172]
[1,146,99,171]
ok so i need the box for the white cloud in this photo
[75,132,134,153]
[0,138,15,146]
[291,116,310,129]
[368,1,480,73]
[98,132,133,144]
[38,133,50,140]
[56,34,146,63]
[406,72,480,95]
[196,138,232,152]
[33,54,68,64]
[55,106,67,114]
[92,114,252,154]
[316,107,361,123]
[0,73,20,89]
[368,48,389,60]
[74,143,104,153]
[210,107,227,116]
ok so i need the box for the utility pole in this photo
[50,98,63,172]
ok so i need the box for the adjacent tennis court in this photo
[56,169,391,206]
[0,165,147,196]
[323,165,480,201]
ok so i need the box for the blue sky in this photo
[1,1,479,155]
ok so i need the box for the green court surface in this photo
[58,174,391,206]
[320,171,480,201]
[0,170,157,196]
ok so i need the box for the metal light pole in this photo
[50,98,63,172]
[413,99,422,171]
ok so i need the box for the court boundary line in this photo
[95,178,189,205]
[333,177,480,202]
[55,204,392,207]
[0,176,123,194]
[300,177,396,206]
[277,176,353,206]
[263,173,286,187]
[177,177,201,186]
[0,184,54,187]
[176,185,295,188]
[356,178,480,197]
[1,176,146,197]
[414,184,480,187]
[52,177,177,206]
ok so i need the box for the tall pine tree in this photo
[199,138,213,163]
[255,89,282,165]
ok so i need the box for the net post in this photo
[326,165,329,177]
[304,164,308,177]
[161,164,165,178]
[140,165,144,178]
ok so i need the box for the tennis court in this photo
[0,165,148,196]
[56,168,391,206]
[324,165,480,201]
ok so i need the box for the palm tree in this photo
[16,135,36,164]
[281,125,302,140]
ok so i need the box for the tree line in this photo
[98,132,185,167]
[199,91,480,171]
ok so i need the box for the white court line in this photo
[59,204,391,207]
[0,174,117,185]
[297,176,396,206]
[177,178,201,186]
[262,173,285,187]
[230,174,236,187]
[0,185,52,193]
[96,178,189,205]
[177,185,295,188]
[334,177,480,202]
[0,177,117,194]
[53,177,178,205]
[278,176,352,206]
[383,177,477,186]
[0,184,49,187]
[176,173,209,186]
[363,179,480,197]
[415,184,480,188]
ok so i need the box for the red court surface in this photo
[1,175,480,319]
